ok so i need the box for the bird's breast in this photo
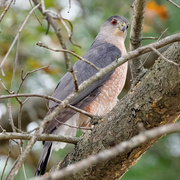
[83,62,128,116]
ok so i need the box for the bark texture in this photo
[129,0,147,82]
[55,42,180,180]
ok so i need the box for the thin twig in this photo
[43,8,81,48]
[33,1,82,92]
[142,28,168,67]
[167,0,180,9]
[11,34,20,91]
[17,65,49,93]
[69,67,79,91]
[7,99,16,132]
[37,2,79,89]
[53,16,81,48]
[0,93,94,118]
[0,0,14,23]
[36,41,100,71]
[54,15,72,42]
[5,130,40,180]
[8,34,21,133]
[28,0,42,26]
[0,3,40,76]
[30,123,180,180]
[20,144,27,180]
[1,140,12,180]
[0,78,12,94]
[68,0,72,13]
[0,132,80,144]
[4,127,79,180]
[22,163,27,180]
[63,18,81,48]
[33,0,70,69]
[0,125,5,132]
[40,0,45,14]
[157,28,168,41]
[150,46,180,67]
[141,37,158,40]
[55,117,92,131]
[18,101,23,131]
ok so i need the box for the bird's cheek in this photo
[113,28,124,37]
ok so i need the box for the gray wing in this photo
[49,42,121,108]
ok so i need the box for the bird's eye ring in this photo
[111,19,117,25]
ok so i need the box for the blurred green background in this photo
[0,0,180,179]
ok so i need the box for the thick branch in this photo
[51,42,180,180]
[31,123,180,180]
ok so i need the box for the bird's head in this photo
[99,15,129,41]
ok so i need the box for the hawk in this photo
[35,15,129,176]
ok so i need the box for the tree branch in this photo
[167,0,180,9]
[36,42,100,71]
[30,123,180,180]
[35,33,180,149]
[141,37,158,40]
[49,42,180,180]
[32,0,70,68]
[0,0,13,23]
[150,46,180,67]
[33,1,83,92]
[129,0,147,86]
[4,33,180,179]
[0,132,80,144]
[0,3,40,76]
[0,93,93,118]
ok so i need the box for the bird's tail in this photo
[35,141,52,176]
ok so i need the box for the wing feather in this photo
[49,42,121,108]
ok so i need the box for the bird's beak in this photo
[120,22,127,33]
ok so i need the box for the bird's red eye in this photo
[111,19,117,25]
[126,25,129,29]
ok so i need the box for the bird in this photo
[35,15,129,176]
